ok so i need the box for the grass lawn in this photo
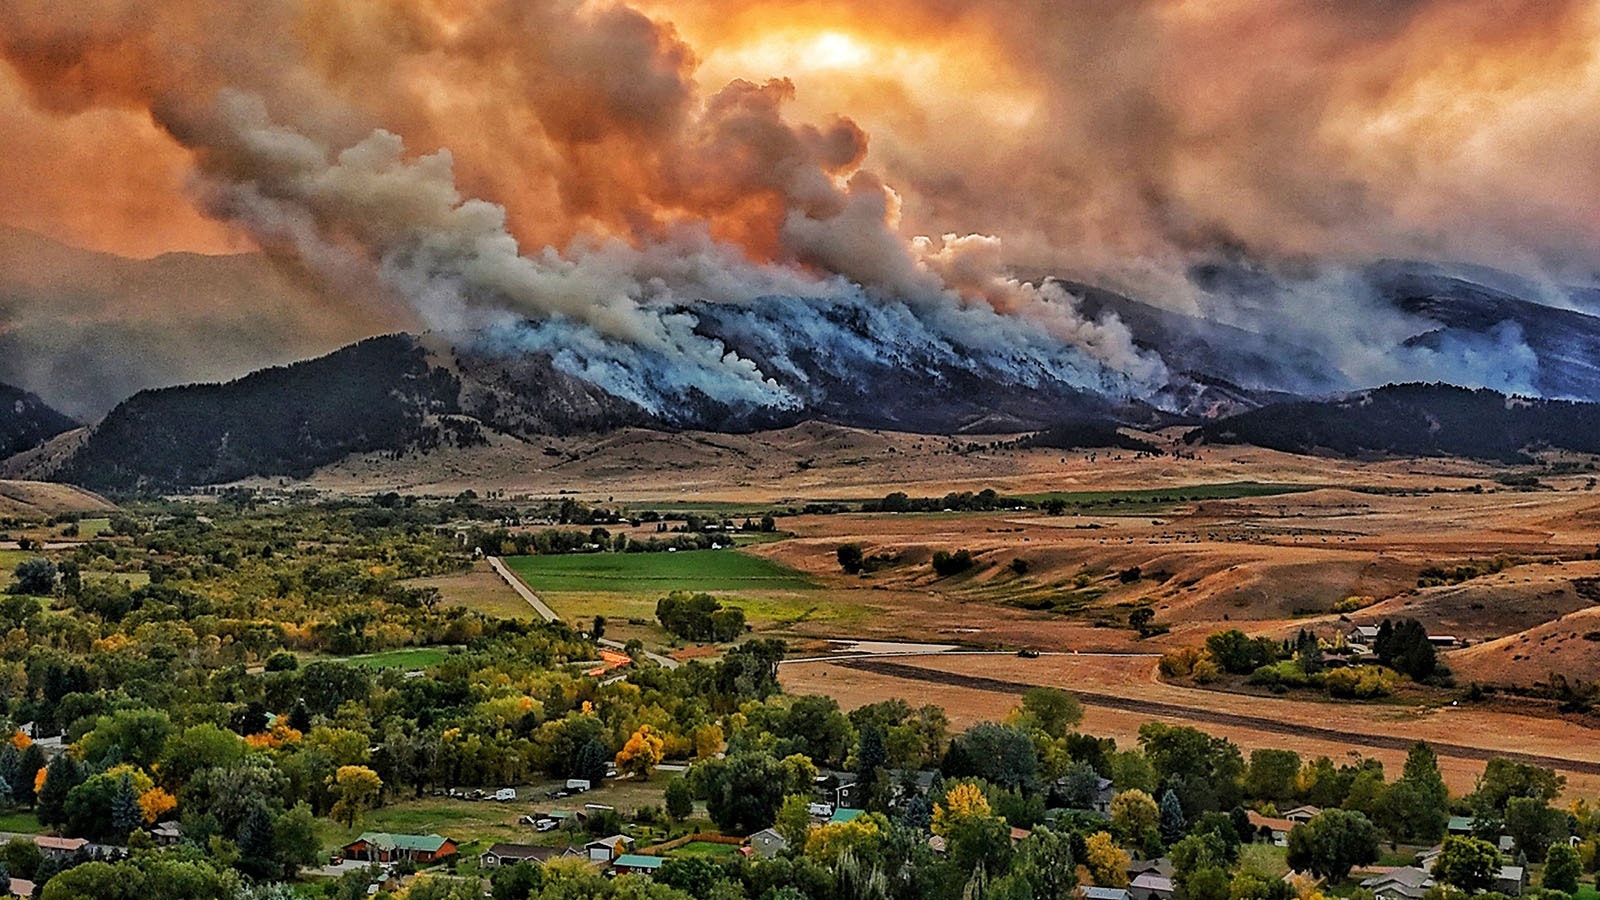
[504,550,818,594]
[77,518,111,538]
[342,647,459,670]
[82,570,150,588]
[505,550,873,646]
[670,840,741,859]
[320,779,674,853]
[0,810,44,833]
[1375,848,1421,867]
[0,550,29,587]
[1239,843,1289,878]
[1573,884,1598,900]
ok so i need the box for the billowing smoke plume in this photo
[0,0,1167,415]
[2,0,1598,413]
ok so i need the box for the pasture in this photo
[343,647,459,670]
[503,549,818,594]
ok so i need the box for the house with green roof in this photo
[341,832,459,864]
[613,854,666,875]
[828,808,865,824]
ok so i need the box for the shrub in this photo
[1324,666,1395,699]
[931,550,975,577]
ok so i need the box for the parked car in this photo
[565,779,592,793]
[494,788,517,802]
[1016,648,1040,658]
[536,818,558,832]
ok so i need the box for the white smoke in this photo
[189,91,1166,415]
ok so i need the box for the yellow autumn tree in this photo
[614,725,665,779]
[1084,831,1131,887]
[805,814,883,865]
[1110,788,1159,842]
[139,787,177,823]
[691,723,725,760]
[932,782,991,836]
[104,764,155,794]
[327,765,383,827]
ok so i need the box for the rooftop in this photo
[350,832,451,853]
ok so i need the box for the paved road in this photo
[828,657,1600,777]
[486,556,679,669]
[487,556,561,623]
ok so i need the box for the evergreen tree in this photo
[857,724,888,809]
[237,801,277,880]
[0,742,19,795]
[287,699,312,735]
[111,774,142,839]
[36,753,81,827]
[1160,788,1188,844]
[16,744,44,808]
[575,738,609,786]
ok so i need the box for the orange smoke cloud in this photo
[3,0,1600,290]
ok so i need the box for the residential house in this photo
[586,834,635,862]
[816,771,862,809]
[1347,625,1380,646]
[612,854,666,876]
[1092,777,1116,814]
[341,833,458,864]
[1496,865,1526,896]
[1446,816,1473,835]
[888,769,939,805]
[1127,859,1173,881]
[1246,810,1294,847]
[6,879,34,898]
[151,821,182,846]
[480,843,561,869]
[1129,871,1175,900]
[1083,888,1131,900]
[828,808,866,825]
[34,836,89,859]
[1361,867,1434,900]
[1282,806,1321,825]
[1009,827,1032,843]
[1128,859,1175,900]
[747,828,789,860]
[1416,846,1443,872]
